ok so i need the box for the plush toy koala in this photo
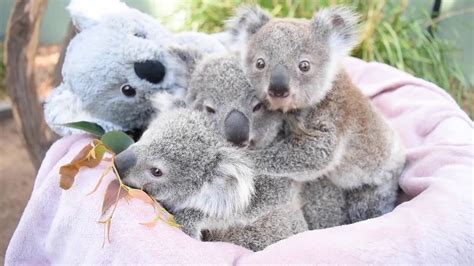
[226,6,406,223]
[115,108,307,251]
[44,0,226,137]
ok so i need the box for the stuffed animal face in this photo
[63,0,190,131]
[45,0,225,136]
[116,108,254,217]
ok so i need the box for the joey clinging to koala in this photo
[115,108,307,251]
[227,6,406,222]
[143,54,309,251]
[185,53,345,233]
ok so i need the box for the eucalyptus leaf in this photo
[100,131,134,154]
[63,121,105,137]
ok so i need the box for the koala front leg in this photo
[173,208,205,239]
[249,129,338,182]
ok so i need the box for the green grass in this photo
[174,0,472,117]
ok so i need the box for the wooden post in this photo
[4,0,56,169]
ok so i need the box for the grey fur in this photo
[117,109,254,237]
[228,6,406,224]
[186,53,284,149]
[185,54,309,249]
[185,54,347,245]
[117,108,307,251]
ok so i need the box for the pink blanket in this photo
[6,58,473,264]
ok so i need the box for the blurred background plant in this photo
[172,0,473,116]
[0,0,472,113]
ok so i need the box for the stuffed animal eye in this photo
[121,84,136,97]
[205,106,216,114]
[253,102,263,112]
[299,60,311,72]
[256,58,265,69]
[150,167,163,177]
[134,32,147,39]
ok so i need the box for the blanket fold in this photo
[6,57,473,264]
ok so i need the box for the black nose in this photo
[269,64,289,98]
[224,109,249,146]
[114,149,137,178]
[134,60,166,84]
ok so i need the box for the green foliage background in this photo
[0,0,471,116]
[174,0,471,115]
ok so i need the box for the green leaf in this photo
[100,131,134,154]
[63,121,106,137]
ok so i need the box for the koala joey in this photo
[227,6,406,223]
[115,108,307,251]
[184,54,346,235]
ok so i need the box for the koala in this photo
[44,0,226,137]
[115,108,307,251]
[227,6,406,224]
[181,53,345,240]
[185,53,283,149]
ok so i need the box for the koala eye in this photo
[121,84,136,97]
[253,102,263,112]
[255,58,266,69]
[134,32,147,39]
[150,167,163,177]
[205,106,216,114]
[299,60,311,72]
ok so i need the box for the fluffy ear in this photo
[184,89,199,108]
[201,147,254,218]
[45,83,124,135]
[151,91,187,113]
[168,45,203,78]
[312,6,360,58]
[67,0,129,31]
[44,83,90,135]
[226,6,271,44]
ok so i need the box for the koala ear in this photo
[210,147,255,217]
[168,45,203,77]
[151,91,187,114]
[67,0,129,31]
[184,90,199,108]
[226,6,271,44]
[44,83,91,135]
[311,6,360,58]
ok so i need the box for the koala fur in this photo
[182,54,348,243]
[185,53,284,149]
[116,109,254,235]
[44,0,226,136]
[116,108,307,251]
[227,6,406,224]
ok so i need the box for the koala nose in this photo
[114,148,137,178]
[224,109,250,146]
[269,64,290,98]
[134,60,166,84]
